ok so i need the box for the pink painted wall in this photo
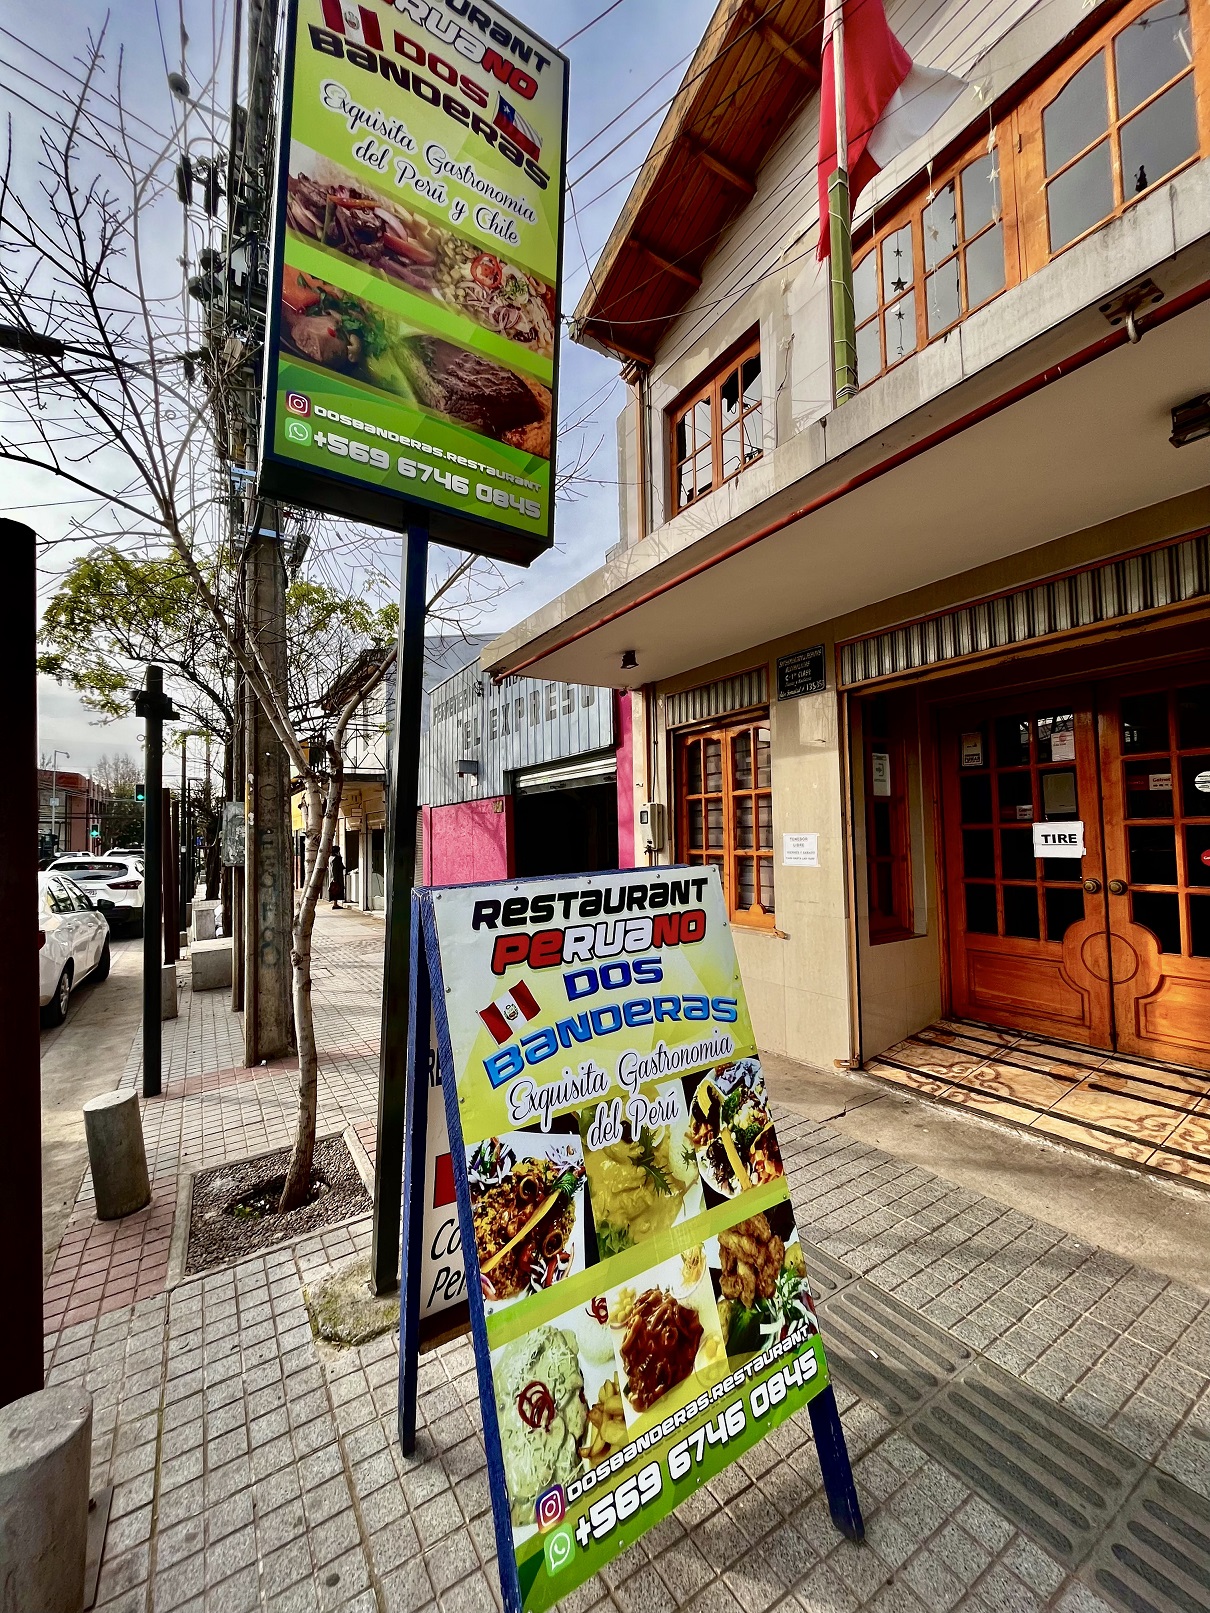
[425,798,513,886]
[615,690,636,868]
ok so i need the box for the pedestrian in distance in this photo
[329,846,346,909]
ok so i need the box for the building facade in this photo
[37,769,109,858]
[488,0,1210,1107]
[418,660,633,884]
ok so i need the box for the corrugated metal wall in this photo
[420,660,614,806]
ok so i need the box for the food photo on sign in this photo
[407,866,858,1613]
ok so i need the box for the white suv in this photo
[48,854,145,935]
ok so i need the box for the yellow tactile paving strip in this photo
[864,1020,1210,1187]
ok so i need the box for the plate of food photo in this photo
[685,1058,784,1201]
[579,1082,704,1257]
[706,1202,819,1363]
[468,1133,586,1314]
[605,1250,726,1432]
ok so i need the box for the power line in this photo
[559,0,632,50]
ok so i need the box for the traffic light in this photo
[89,826,100,840]
[135,781,146,803]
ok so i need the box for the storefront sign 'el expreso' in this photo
[399,868,862,1613]
[260,0,567,562]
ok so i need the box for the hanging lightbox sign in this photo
[259,0,568,562]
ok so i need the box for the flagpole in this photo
[827,0,858,405]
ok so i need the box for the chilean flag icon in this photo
[479,981,541,1045]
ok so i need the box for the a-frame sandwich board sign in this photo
[399,869,863,1613]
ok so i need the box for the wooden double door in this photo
[941,666,1210,1069]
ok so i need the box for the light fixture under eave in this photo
[1170,394,1210,448]
[620,650,638,670]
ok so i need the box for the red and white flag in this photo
[321,0,383,50]
[479,981,541,1045]
[817,0,966,258]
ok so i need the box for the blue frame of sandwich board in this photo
[396,882,865,1613]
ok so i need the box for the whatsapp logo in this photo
[543,1526,574,1576]
[284,418,311,445]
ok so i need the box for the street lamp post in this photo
[50,748,70,855]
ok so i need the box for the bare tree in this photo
[0,27,513,1211]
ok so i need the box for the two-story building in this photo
[488,0,1210,1185]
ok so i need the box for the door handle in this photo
[1108,879,1128,895]
[1083,878,1102,893]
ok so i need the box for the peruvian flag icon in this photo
[320,0,384,50]
[478,981,541,1045]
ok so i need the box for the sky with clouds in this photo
[2,0,721,773]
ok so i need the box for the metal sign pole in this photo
[371,518,429,1295]
[136,667,177,1099]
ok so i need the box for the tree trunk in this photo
[220,740,234,933]
[278,771,340,1212]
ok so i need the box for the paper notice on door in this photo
[1149,773,1172,792]
[960,732,984,768]
[1050,729,1076,762]
[1032,821,1085,858]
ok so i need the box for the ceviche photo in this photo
[286,150,557,360]
[468,1135,586,1308]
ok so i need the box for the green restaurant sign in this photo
[260,0,568,561]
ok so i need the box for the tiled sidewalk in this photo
[865,1019,1210,1187]
[41,911,1210,1613]
[43,910,386,1337]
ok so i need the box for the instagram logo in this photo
[285,391,310,416]
[535,1485,566,1533]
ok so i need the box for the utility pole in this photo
[238,0,292,1062]
[244,506,293,1060]
[135,666,178,1098]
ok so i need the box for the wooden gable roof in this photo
[572,0,823,365]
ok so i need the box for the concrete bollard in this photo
[82,1090,151,1219]
[190,938,232,991]
[0,1386,92,1613]
[192,899,219,943]
[161,961,178,1021]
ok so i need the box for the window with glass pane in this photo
[676,717,775,925]
[1042,1,1199,256]
[671,338,762,513]
[854,146,1006,385]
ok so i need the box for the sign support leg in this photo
[808,1384,865,1541]
[397,896,430,1457]
[372,519,430,1295]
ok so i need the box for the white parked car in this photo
[39,872,111,1025]
[48,853,145,935]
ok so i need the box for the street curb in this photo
[165,1165,195,1290]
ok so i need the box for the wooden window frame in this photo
[1016,0,1210,273]
[675,715,775,929]
[669,333,763,515]
[860,699,914,943]
[852,138,1020,388]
